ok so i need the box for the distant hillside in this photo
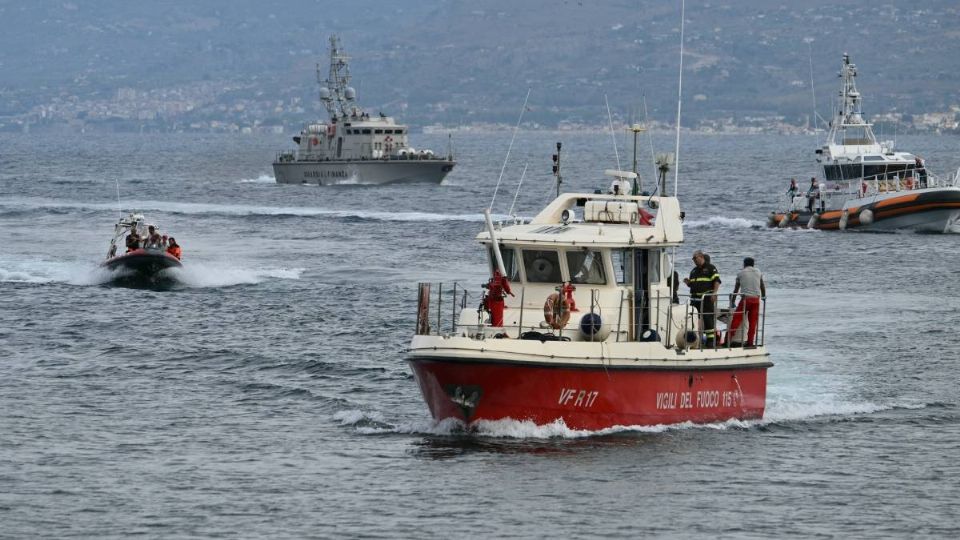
[1,0,958,130]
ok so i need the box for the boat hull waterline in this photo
[273,159,455,185]
[408,357,770,431]
[771,187,960,233]
[103,249,182,276]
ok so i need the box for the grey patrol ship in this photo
[273,36,455,185]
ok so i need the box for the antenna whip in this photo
[490,88,531,212]
[604,94,621,171]
[673,0,685,197]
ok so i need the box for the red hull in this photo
[409,358,769,431]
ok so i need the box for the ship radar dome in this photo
[319,87,331,100]
[345,87,356,100]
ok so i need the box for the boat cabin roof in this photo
[477,192,684,248]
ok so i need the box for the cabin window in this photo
[566,249,606,285]
[612,249,633,285]
[522,249,562,283]
[362,129,372,135]
[375,129,383,134]
[397,130,405,135]
[489,245,521,281]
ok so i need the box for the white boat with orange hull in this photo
[771,184,960,233]
[770,54,960,233]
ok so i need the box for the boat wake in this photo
[0,260,303,288]
[167,263,304,288]
[0,261,111,286]
[685,216,765,230]
[335,397,929,440]
[236,174,276,184]
[0,197,506,223]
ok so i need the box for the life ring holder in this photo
[543,293,571,330]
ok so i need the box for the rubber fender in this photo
[640,328,660,342]
[579,312,610,341]
[675,330,700,349]
[859,208,874,225]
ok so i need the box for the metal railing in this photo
[672,292,767,350]
[415,282,767,350]
[783,168,960,211]
[275,151,451,163]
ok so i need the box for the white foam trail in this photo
[0,267,56,284]
[0,260,111,285]
[761,396,889,424]
[168,263,304,288]
[349,393,924,439]
[237,174,276,184]
[0,197,503,223]
[685,216,765,229]
[0,258,303,288]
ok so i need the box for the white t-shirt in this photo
[736,266,763,297]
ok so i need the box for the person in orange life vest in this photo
[166,237,182,260]
[484,269,514,327]
[726,257,766,347]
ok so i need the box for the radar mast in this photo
[317,35,359,119]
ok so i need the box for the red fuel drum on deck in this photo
[408,358,769,431]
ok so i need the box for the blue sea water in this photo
[1,131,959,537]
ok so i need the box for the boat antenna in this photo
[806,38,818,141]
[894,115,899,149]
[115,178,122,219]
[507,163,529,219]
[642,94,658,189]
[489,88,531,212]
[627,122,645,195]
[604,94,622,172]
[672,0,686,197]
[806,38,821,180]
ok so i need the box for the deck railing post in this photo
[517,287,525,339]
[436,283,442,335]
[416,283,431,335]
[760,295,767,347]
[451,283,458,334]
[654,291,661,344]
[666,292,673,348]
[616,290,624,342]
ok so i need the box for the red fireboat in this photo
[407,160,772,431]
